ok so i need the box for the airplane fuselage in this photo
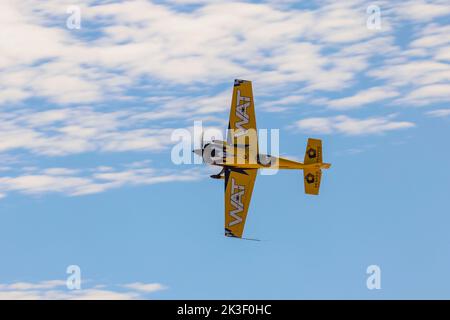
[194,142,331,173]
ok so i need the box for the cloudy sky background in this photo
[0,0,449,299]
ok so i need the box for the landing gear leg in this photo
[210,168,225,179]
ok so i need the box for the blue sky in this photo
[0,0,449,299]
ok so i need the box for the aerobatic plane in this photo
[193,79,331,239]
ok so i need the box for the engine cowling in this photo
[202,143,224,164]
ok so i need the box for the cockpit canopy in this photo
[258,154,275,166]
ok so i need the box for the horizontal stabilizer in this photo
[304,138,322,164]
[303,169,322,195]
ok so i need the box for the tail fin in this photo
[303,138,323,195]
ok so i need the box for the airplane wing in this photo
[224,168,257,238]
[228,79,257,148]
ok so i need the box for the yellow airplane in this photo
[193,79,331,240]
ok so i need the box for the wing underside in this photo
[228,79,257,147]
[224,168,257,238]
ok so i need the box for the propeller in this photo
[201,131,205,149]
[193,130,206,161]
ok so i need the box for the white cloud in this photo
[426,109,450,118]
[0,280,166,300]
[365,17,450,108]
[0,163,202,198]
[0,0,399,106]
[0,0,445,112]
[326,87,399,110]
[295,115,415,135]
[410,24,450,49]
[394,0,450,21]
[0,280,66,291]
[0,0,446,113]
[0,107,182,156]
[260,95,305,112]
[369,60,450,87]
[123,282,167,293]
[41,168,80,176]
[399,84,450,106]
[435,46,450,61]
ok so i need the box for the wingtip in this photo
[234,79,251,86]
